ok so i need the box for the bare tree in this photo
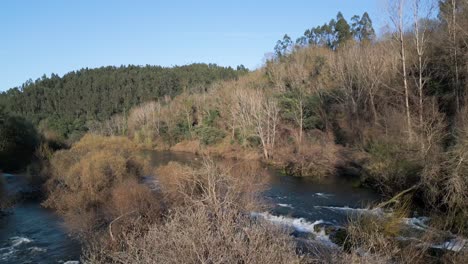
[333,44,367,128]
[412,0,434,151]
[389,0,414,142]
[233,88,279,159]
[284,52,313,144]
[448,0,461,112]
[355,43,396,126]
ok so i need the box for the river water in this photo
[147,151,382,244]
[0,151,441,263]
[0,174,81,264]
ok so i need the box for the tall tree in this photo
[334,12,353,48]
[274,34,293,58]
[351,13,376,42]
[359,12,376,42]
[412,0,435,152]
[389,0,414,142]
[439,0,467,113]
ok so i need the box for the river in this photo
[0,173,81,264]
[0,151,444,263]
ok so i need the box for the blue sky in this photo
[0,0,384,91]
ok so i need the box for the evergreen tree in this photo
[334,12,353,48]
[359,12,376,42]
[0,64,245,139]
[274,34,293,57]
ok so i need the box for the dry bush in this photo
[94,205,301,264]
[88,114,128,137]
[441,250,468,264]
[107,178,162,219]
[416,107,468,235]
[127,101,162,137]
[155,159,266,212]
[86,158,301,264]
[43,134,158,234]
[170,139,201,153]
[274,131,341,178]
[154,161,195,206]
[345,209,429,264]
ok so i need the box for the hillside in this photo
[0,63,247,140]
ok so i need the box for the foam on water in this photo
[0,236,34,261]
[315,192,334,198]
[277,203,294,209]
[29,246,47,253]
[402,217,430,230]
[251,212,337,247]
[315,206,382,215]
[10,236,33,247]
[432,238,467,252]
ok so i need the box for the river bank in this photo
[2,146,466,263]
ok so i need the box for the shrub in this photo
[43,134,157,234]
[363,141,422,194]
[274,133,341,178]
[90,205,301,264]
[155,159,265,211]
[86,159,300,264]
[195,126,226,145]
[345,208,427,263]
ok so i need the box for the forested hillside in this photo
[0,64,247,140]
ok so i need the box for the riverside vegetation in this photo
[1,0,468,263]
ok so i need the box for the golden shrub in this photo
[43,134,154,233]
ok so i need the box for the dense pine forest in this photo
[0,64,246,140]
[1,0,468,263]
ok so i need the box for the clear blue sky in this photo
[0,0,384,91]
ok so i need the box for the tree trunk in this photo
[369,91,379,125]
[452,0,460,113]
[399,4,413,142]
[418,55,425,152]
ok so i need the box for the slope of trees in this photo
[0,106,39,172]
[0,64,247,140]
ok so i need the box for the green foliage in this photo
[294,12,374,50]
[0,64,245,139]
[195,126,226,146]
[202,109,220,127]
[172,121,192,143]
[278,92,324,130]
[334,12,352,46]
[274,34,293,58]
[193,108,226,145]
[247,135,262,148]
[351,12,375,42]
[363,142,422,193]
[0,113,39,172]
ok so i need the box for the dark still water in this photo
[0,174,81,264]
